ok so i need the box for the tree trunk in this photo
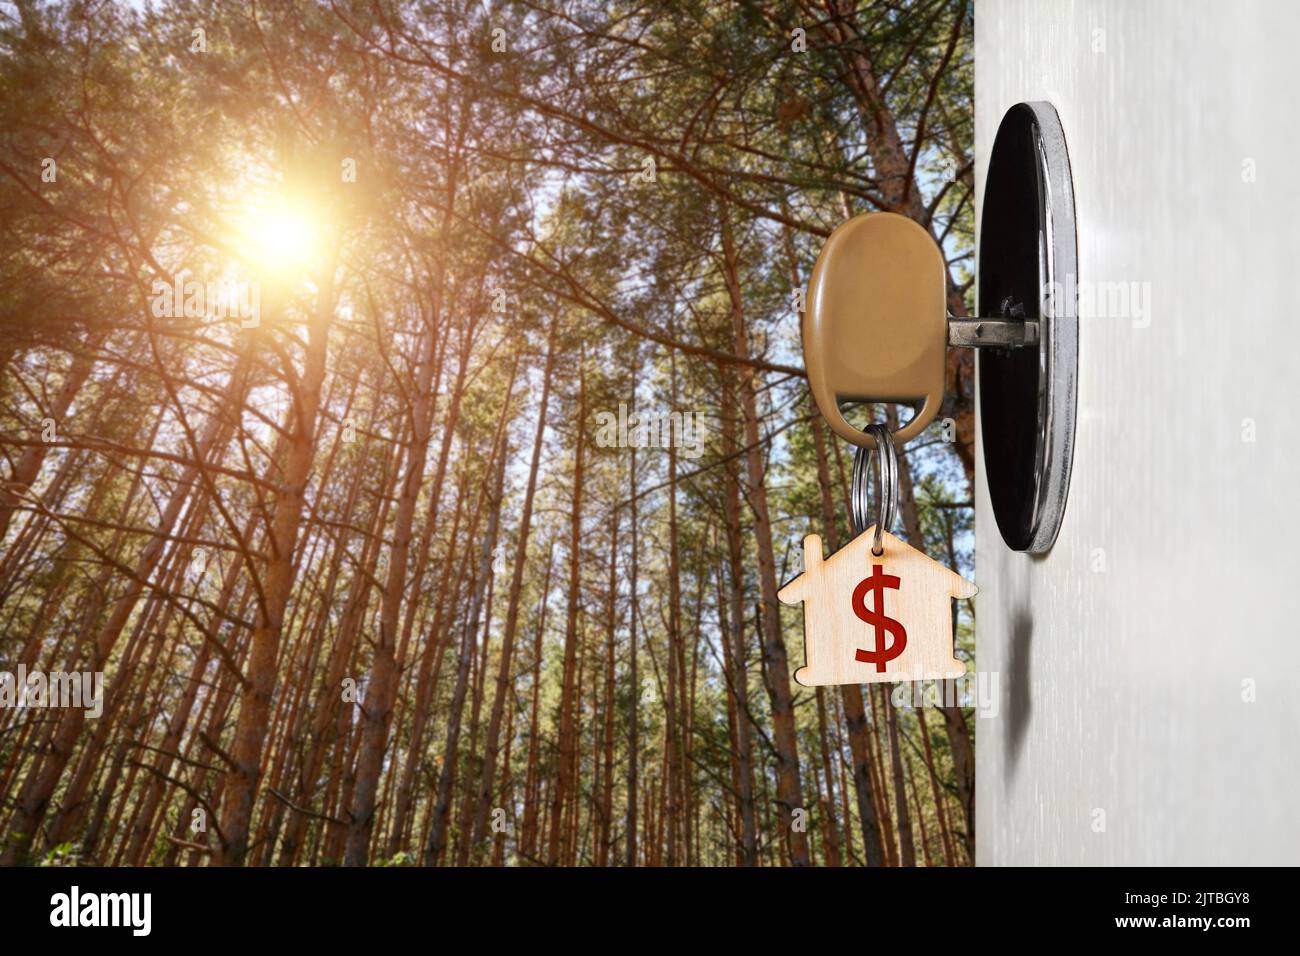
[0,343,96,541]
[885,691,916,866]
[596,504,619,866]
[889,406,975,860]
[624,444,639,867]
[386,319,475,856]
[2,344,253,865]
[425,369,515,864]
[813,0,976,483]
[719,205,808,866]
[343,308,441,866]
[467,318,556,856]
[216,268,336,866]
[546,360,587,867]
[721,379,760,866]
[915,704,957,866]
[520,543,555,862]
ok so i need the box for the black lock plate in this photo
[978,101,1078,553]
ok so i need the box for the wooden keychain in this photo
[780,212,976,687]
[779,424,974,686]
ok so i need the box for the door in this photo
[976,0,1300,864]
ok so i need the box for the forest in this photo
[0,0,976,867]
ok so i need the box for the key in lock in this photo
[804,211,1036,449]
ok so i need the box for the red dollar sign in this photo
[851,564,906,672]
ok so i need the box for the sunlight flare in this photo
[236,197,322,278]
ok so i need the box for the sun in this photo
[236,197,323,278]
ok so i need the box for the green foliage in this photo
[0,0,975,868]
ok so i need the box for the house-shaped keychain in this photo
[779,527,976,687]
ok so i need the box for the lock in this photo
[802,101,1076,553]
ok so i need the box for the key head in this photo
[804,212,947,448]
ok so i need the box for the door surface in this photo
[976,0,1300,865]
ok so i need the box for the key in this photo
[804,211,1036,448]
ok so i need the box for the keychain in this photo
[780,212,983,687]
[779,423,974,686]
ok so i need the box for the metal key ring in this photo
[851,423,899,555]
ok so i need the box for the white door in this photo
[976,0,1300,865]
